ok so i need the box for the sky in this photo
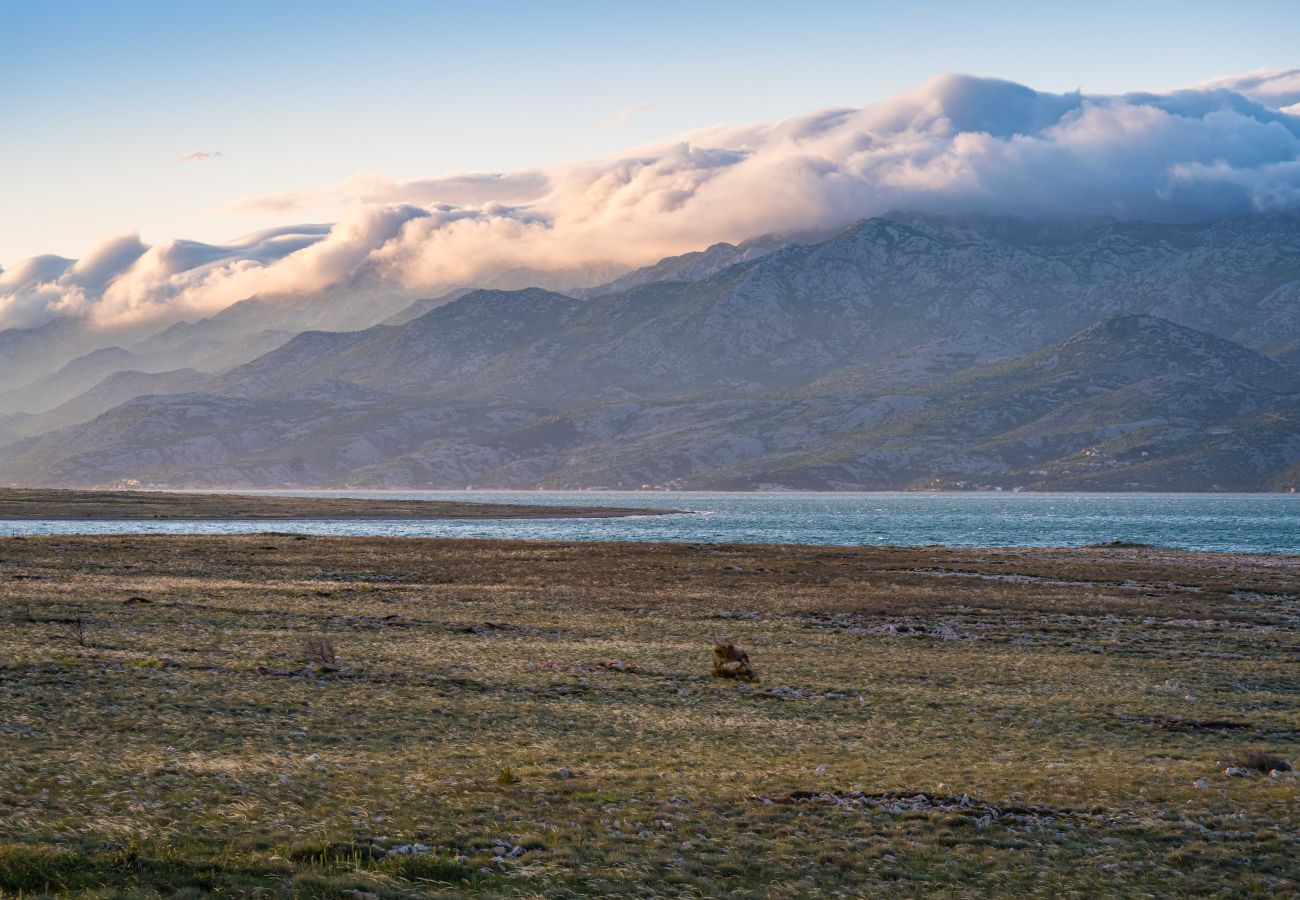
[4,0,1299,265]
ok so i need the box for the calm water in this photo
[3,491,1298,554]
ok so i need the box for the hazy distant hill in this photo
[2,214,1299,490]
[0,368,210,445]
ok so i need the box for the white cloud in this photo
[0,224,336,330]
[6,72,1300,331]
[178,150,223,163]
[229,170,550,214]
[607,101,653,126]
[1190,68,1300,110]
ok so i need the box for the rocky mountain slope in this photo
[1,312,1295,491]
[2,214,1298,490]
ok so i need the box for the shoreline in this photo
[2,531,1295,563]
[0,487,680,521]
[77,486,1300,495]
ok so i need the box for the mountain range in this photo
[1,213,1298,491]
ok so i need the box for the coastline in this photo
[0,487,680,521]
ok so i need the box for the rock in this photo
[1224,767,1252,777]
[1194,778,1210,789]
[388,843,430,856]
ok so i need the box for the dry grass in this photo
[0,535,1296,897]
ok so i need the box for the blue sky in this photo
[3,0,1298,263]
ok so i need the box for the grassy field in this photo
[0,535,1297,897]
[0,488,668,520]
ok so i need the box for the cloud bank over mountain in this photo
[3,71,1299,331]
[1193,68,1300,112]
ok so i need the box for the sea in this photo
[3,491,1298,554]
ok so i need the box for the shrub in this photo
[68,615,88,649]
[712,642,756,681]
[1230,749,1292,774]
[301,636,338,668]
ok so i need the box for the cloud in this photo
[6,71,1300,331]
[0,224,336,330]
[607,101,653,126]
[178,151,223,163]
[230,170,550,214]
[1191,68,1300,110]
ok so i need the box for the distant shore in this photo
[0,487,677,520]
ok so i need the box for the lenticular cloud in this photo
[4,71,1300,330]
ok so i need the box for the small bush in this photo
[68,615,88,648]
[712,642,756,681]
[1229,749,1292,774]
[496,766,518,786]
[301,636,338,668]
